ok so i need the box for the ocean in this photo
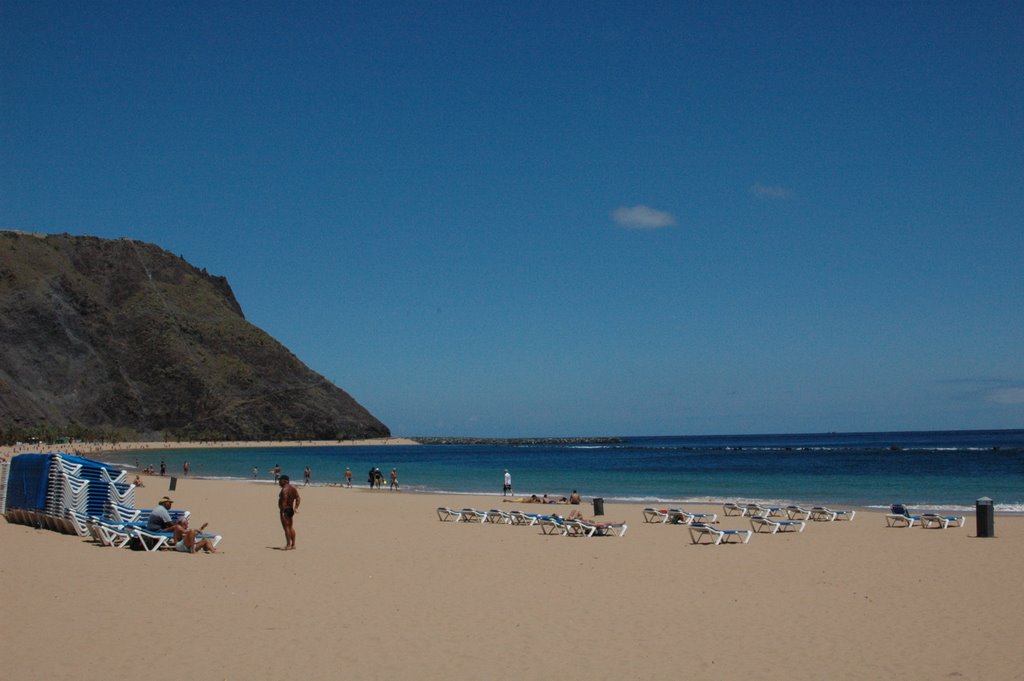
[104,429,1024,513]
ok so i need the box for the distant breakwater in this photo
[409,436,626,446]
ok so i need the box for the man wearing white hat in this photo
[146,495,187,535]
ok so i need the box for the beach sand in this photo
[2,475,1021,681]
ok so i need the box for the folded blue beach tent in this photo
[6,453,52,512]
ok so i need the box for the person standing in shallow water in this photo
[278,475,300,550]
[344,467,352,487]
[303,466,311,486]
[503,470,512,496]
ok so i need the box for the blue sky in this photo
[3,1,1022,436]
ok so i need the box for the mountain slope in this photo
[0,231,389,441]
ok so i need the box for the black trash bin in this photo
[593,497,604,516]
[977,497,994,537]
[169,476,178,491]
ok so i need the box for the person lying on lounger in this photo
[175,522,218,554]
[502,494,570,504]
[565,510,624,526]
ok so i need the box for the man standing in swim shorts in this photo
[278,474,300,550]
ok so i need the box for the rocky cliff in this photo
[0,231,390,442]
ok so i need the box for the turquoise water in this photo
[104,430,1024,513]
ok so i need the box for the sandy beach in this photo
[1,470,1022,681]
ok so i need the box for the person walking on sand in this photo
[503,470,512,496]
[389,468,399,491]
[278,475,300,550]
[304,466,311,486]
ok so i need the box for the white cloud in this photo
[611,205,676,229]
[750,183,793,199]
[987,387,1024,404]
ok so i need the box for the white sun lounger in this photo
[458,508,488,523]
[920,513,965,529]
[537,515,568,535]
[66,509,96,538]
[885,504,921,528]
[642,508,674,523]
[567,518,628,537]
[785,505,812,520]
[509,511,539,525]
[93,519,133,548]
[485,509,512,524]
[667,509,718,525]
[749,515,806,534]
[130,527,223,552]
[436,507,464,522]
[688,523,752,545]
[745,503,784,518]
[810,506,856,522]
[723,502,747,516]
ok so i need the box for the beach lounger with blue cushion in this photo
[749,515,806,534]
[538,515,568,535]
[643,508,673,523]
[785,505,812,520]
[745,503,784,518]
[571,518,628,537]
[920,513,965,529]
[93,519,133,548]
[688,523,752,545]
[810,506,856,522]
[723,502,746,516]
[66,509,96,538]
[130,527,223,552]
[667,509,718,525]
[107,502,191,526]
[885,504,921,528]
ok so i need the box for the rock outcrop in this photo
[0,231,389,442]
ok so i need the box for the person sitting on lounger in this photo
[175,522,217,554]
[147,496,187,534]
